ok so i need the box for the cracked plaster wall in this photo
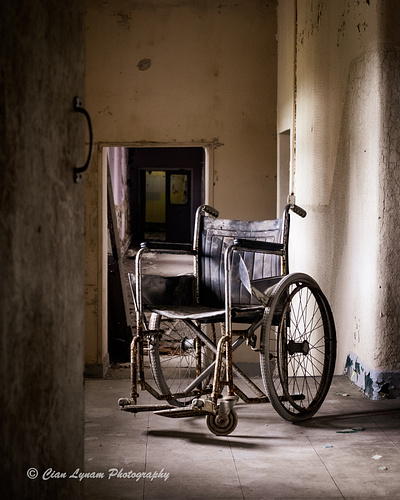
[278,0,400,393]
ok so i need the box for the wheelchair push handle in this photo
[288,204,307,218]
[199,204,219,218]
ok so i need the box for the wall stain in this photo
[116,10,132,31]
[345,355,353,369]
[137,58,152,71]
[297,1,326,45]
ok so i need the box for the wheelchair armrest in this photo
[233,238,284,253]
[140,241,195,254]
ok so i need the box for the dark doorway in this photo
[129,147,204,244]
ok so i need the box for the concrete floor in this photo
[84,370,400,500]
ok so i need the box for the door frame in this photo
[102,141,215,204]
[90,141,215,373]
[140,167,194,243]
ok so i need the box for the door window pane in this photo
[145,171,166,240]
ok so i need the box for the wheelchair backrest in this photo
[198,215,283,307]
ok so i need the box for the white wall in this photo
[278,0,400,396]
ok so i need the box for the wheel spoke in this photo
[261,274,336,422]
[148,315,216,406]
[149,314,265,407]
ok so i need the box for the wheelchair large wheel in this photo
[260,273,336,422]
[148,313,217,407]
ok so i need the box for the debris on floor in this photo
[336,427,365,433]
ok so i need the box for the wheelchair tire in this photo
[148,313,216,407]
[260,273,336,422]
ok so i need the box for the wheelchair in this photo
[119,204,337,435]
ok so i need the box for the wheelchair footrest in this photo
[120,404,174,413]
[154,407,213,418]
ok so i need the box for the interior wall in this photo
[86,0,277,219]
[277,0,400,397]
[85,0,278,371]
[0,1,86,498]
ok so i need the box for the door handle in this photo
[73,96,93,182]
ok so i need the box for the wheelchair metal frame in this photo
[119,204,336,435]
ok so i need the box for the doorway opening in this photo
[107,145,207,362]
[143,169,191,242]
[130,147,205,245]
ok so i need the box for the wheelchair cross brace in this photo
[119,314,271,415]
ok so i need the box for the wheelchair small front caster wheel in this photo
[206,409,238,436]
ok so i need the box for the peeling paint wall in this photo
[277,0,400,394]
[0,1,85,497]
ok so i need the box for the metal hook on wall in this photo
[73,96,93,183]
